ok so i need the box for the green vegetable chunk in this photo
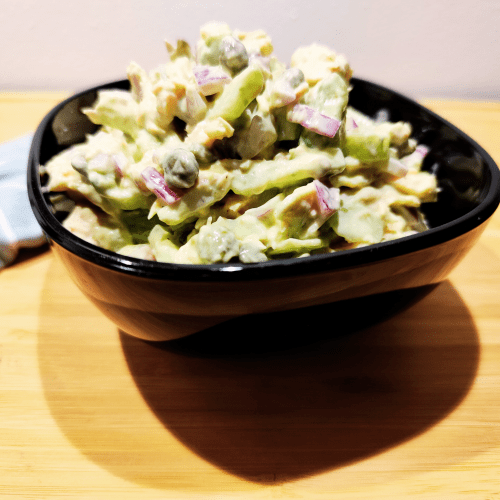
[230,147,345,196]
[343,131,391,163]
[207,65,264,122]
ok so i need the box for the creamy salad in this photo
[42,22,438,264]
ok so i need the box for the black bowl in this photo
[28,78,500,341]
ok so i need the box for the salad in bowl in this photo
[42,22,438,266]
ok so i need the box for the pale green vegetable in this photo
[343,132,391,163]
[274,181,335,239]
[207,65,264,122]
[230,147,345,196]
[83,90,141,138]
[332,203,384,244]
[148,224,179,262]
[274,107,302,141]
[70,153,150,211]
[235,113,277,159]
[300,72,349,148]
[196,224,240,263]
[62,205,133,251]
[150,170,232,225]
[269,237,325,255]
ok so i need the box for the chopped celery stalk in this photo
[207,65,264,122]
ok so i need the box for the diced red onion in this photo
[111,153,127,177]
[415,145,430,157]
[287,104,341,138]
[385,157,409,179]
[313,180,340,215]
[129,73,143,101]
[346,117,358,131]
[141,167,181,205]
[256,208,273,220]
[193,65,232,96]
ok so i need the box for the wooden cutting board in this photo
[1,93,500,499]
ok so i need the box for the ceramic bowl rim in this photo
[27,77,500,282]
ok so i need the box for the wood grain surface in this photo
[1,93,499,499]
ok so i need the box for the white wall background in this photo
[2,0,499,100]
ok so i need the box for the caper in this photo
[220,36,249,72]
[161,148,199,189]
[282,67,305,88]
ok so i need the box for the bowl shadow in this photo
[119,281,480,484]
[37,268,480,489]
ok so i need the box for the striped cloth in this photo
[0,135,47,269]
